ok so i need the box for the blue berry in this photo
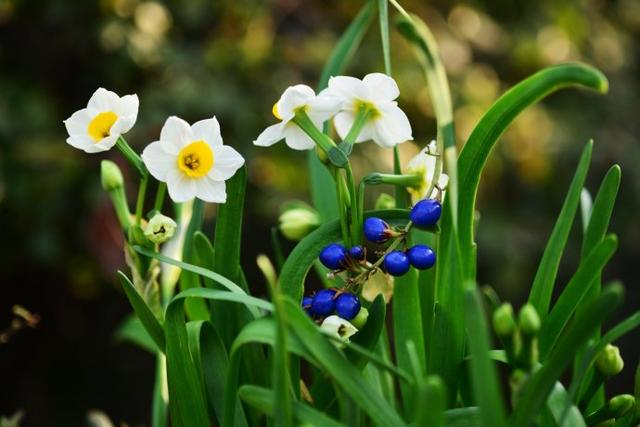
[349,245,365,260]
[383,251,411,276]
[319,243,348,270]
[363,217,390,243]
[335,293,361,320]
[301,296,313,314]
[407,245,436,269]
[311,289,337,316]
[410,199,442,228]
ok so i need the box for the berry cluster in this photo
[301,289,367,323]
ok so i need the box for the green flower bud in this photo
[351,307,369,329]
[144,213,177,244]
[596,344,624,377]
[128,223,149,246]
[608,394,635,418]
[374,193,396,210]
[493,303,516,338]
[518,304,541,336]
[278,207,319,241]
[100,160,124,191]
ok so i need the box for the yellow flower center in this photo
[88,111,118,142]
[354,100,381,119]
[177,140,214,178]
[272,102,282,120]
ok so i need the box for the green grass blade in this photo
[118,271,165,351]
[115,313,158,354]
[445,407,481,427]
[415,376,446,427]
[458,64,608,278]
[272,291,294,427]
[151,353,168,427]
[238,385,346,427]
[347,294,386,368]
[546,381,586,427]
[511,283,624,427]
[539,234,618,359]
[378,0,391,75]
[283,297,406,427]
[464,284,507,427]
[528,141,594,319]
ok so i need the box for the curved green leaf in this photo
[179,199,209,320]
[118,271,165,351]
[115,314,158,354]
[458,63,608,278]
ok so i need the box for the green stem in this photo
[345,164,361,244]
[364,172,423,187]
[294,111,348,167]
[153,182,167,212]
[116,136,147,177]
[109,187,132,232]
[340,107,372,155]
[135,173,149,225]
[335,171,352,247]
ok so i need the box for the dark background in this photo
[0,0,638,425]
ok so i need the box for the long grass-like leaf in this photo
[539,234,618,358]
[115,313,158,353]
[458,64,607,278]
[511,283,624,427]
[118,271,165,351]
[415,376,446,427]
[178,199,209,320]
[464,284,507,427]
[528,141,594,320]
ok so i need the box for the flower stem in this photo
[153,182,167,212]
[293,111,348,168]
[109,187,132,232]
[340,107,372,156]
[116,136,147,177]
[345,164,361,244]
[135,173,149,225]
[363,172,423,187]
[335,169,352,247]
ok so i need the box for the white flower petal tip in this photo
[142,116,245,204]
[320,315,358,346]
[255,84,340,151]
[64,88,139,153]
[328,73,413,148]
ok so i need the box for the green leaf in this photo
[511,283,624,427]
[546,381,586,427]
[310,0,375,223]
[114,314,158,353]
[238,385,346,427]
[464,284,507,427]
[348,294,386,368]
[445,407,481,427]
[458,64,608,278]
[279,209,411,302]
[283,297,406,427]
[415,376,446,427]
[151,354,168,427]
[271,290,294,427]
[528,141,594,320]
[539,234,618,359]
[117,271,165,351]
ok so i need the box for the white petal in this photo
[194,177,227,203]
[333,111,376,143]
[373,104,413,147]
[66,135,94,152]
[111,115,137,135]
[209,145,245,181]
[64,109,91,136]
[93,134,120,152]
[87,88,120,111]
[277,85,316,120]
[112,94,139,132]
[327,76,367,104]
[307,92,342,123]
[160,116,193,154]
[191,117,223,147]
[142,141,176,181]
[283,125,316,150]
[254,122,286,147]
[166,169,196,203]
[362,73,400,101]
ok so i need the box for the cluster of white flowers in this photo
[255,72,413,150]
[64,88,244,203]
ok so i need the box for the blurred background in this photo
[0,0,638,425]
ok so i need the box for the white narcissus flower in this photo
[142,116,244,203]
[405,141,449,203]
[64,88,139,153]
[328,73,412,148]
[320,315,358,345]
[254,84,341,150]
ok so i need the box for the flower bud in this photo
[351,307,369,329]
[596,344,624,377]
[100,160,124,191]
[518,304,541,336]
[320,315,358,346]
[493,303,516,339]
[144,213,177,244]
[608,394,635,418]
[374,193,396,210]
[279,206,319,241]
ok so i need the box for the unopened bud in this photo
[351,307,369,329]
[596,344,624,377]
[279,207,319,241]
[374,193,396,210]
[608,394,635,418]
[144,213,177,244]
[493,303,516,338]
[100,160,124,191]
[518,304,541,336]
